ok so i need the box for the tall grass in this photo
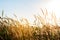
[0,9,60,40]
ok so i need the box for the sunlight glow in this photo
[44,0,60,18]
[42,0,60,25]
[24,0,60,24]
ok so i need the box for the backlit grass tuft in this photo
[0,9,60,40]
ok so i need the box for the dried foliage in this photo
[0,9,60,40]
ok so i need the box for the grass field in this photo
[0,9,60,40]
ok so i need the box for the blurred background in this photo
[0,0,60,23]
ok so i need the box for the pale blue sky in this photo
[0,0,42,18]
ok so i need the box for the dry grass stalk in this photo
[0,9,60,40]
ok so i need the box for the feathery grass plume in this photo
[40,8,48,24]
[51,11,58,26]
[13,13,18,21]
[1,10,4,22]
[0,8,60,40]
[2,10,4,18]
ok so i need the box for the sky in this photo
[0,0,60,23]
[0,0,45,22]
[0,0,42,17]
